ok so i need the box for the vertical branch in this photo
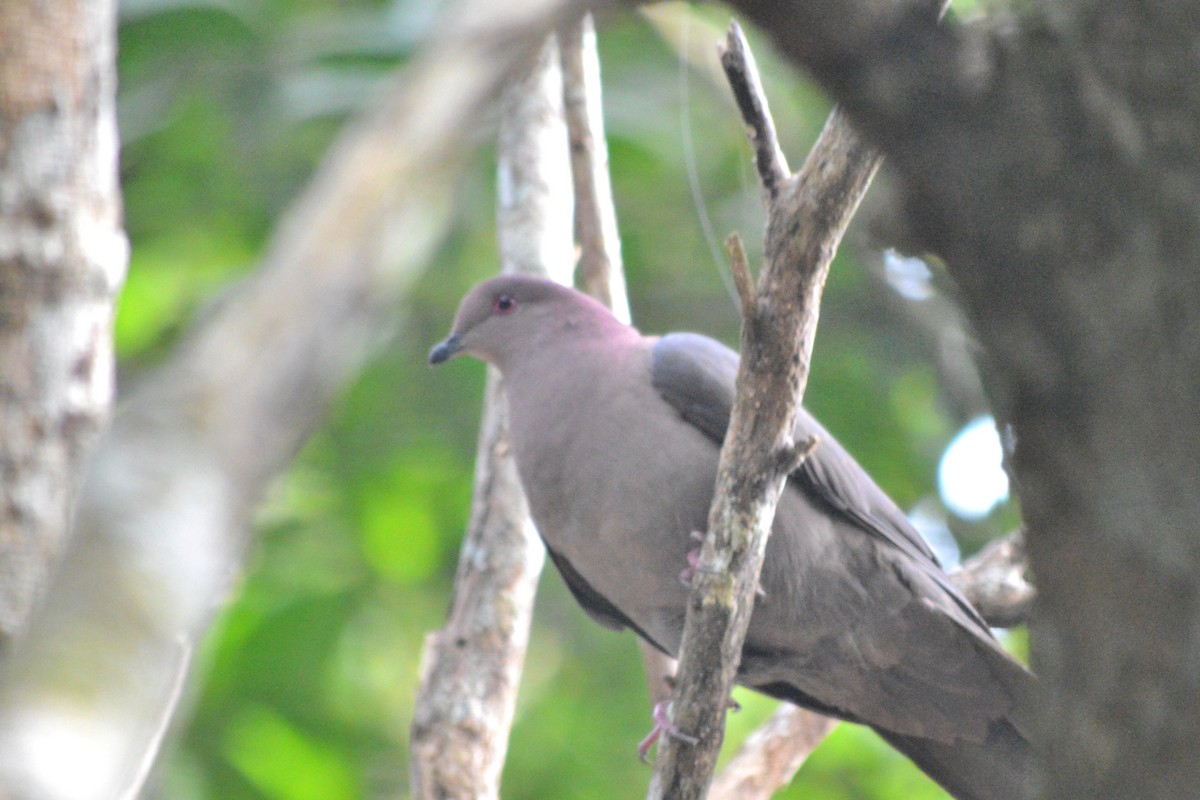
[0,0,127,646]
[409,34,575,800]
[560,9,678,707]
[648,21,882,799]
[560,12,631,324]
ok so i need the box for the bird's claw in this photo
[679,532,768,602]
[638,700,699,763]
[679,532,711,586]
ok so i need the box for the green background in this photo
[113,1,1020,797]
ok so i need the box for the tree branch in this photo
[560,9,683,717]
[709,705,838,800]
[409,34,575,800]
[717,22,789,205]
[647,21,882,800]
[950,529,1033,629]
[560,12,631,325]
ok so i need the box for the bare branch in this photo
[951,529,1033,629]
[707,531,1034,800]
[648,21,882,799]
[560,12,631,325]
[717,21,790,204]
[562,10,680,716]
[709,706,837,800]
[726,233,757,323]
[409,34,575,800]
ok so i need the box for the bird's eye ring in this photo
[494,294,517,314]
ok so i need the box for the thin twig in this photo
[562,13,670,703]
[717,21,789,204]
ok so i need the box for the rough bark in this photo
[409,35,574,800]
[720,0,1200,796]
[0,0,127,646]
[648,23,881,800]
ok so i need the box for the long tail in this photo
[878,718,1035,800]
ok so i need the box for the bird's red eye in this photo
[494,294,516,314]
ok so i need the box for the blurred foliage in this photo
[113,1,1022,798]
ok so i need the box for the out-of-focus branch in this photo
[0,2,595,797]
[0,0,126,647]
[709,705,837,800]
[951,529,1033,629]
[409,34,575,800]
[647,21,881,799]
[560,12,630,325]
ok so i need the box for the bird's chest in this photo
[504,352,712,592]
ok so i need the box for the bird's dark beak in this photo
[428,332,463,365]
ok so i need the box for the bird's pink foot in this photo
[679,531,768,601]
[679,531,707,586]
[638,700,699,763]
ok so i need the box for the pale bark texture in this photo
[560,13,631,324]
[2,0,1185,797]
[721,0,1200,796]
[409,35,574,800]
[0,0,127,645]
[648,23,881,800]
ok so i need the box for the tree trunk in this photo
[725,0,1200,795]
[0,0,127,646]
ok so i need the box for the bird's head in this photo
[429,274,614,371]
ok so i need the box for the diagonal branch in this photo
[717,23,790,205]
[560,12,631,325]
[648,21,882,800]
[709,704,838,800]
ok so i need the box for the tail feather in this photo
[878,718,1035,800]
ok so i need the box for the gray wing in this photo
[650,331,988,632]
